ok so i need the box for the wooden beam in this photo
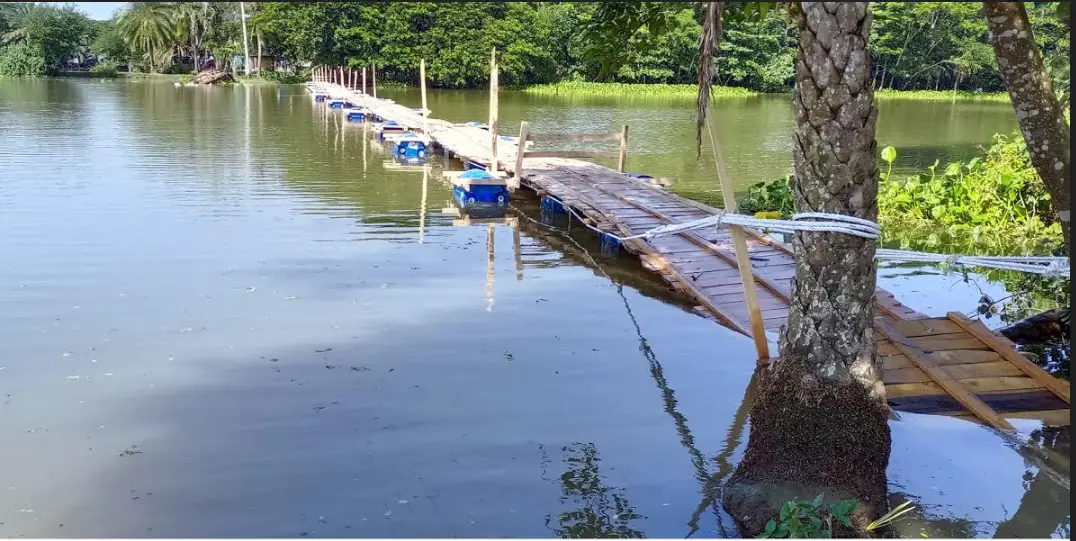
[875,317,1015,432]
[362,67,366,94]
[488,48,499,173]
[522,151,611,159]
[512,121,529,190]
[372,64,377,98]
[419,58,428,118]
[527,132,622,143]
[709,118,769,362]
[947,312,1070,404]
[618,124,629,173]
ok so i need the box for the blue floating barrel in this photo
[453,169,509,207]
[466,121,489,131]
[599,232,622,256]
[376,120,405,141]
[346,109,367,122]
[393,133,429,160]
[540,195,566,214]
[329,99,354,109]
[314,93,329,102]
[626,172,654,180]
[463,160,485,171]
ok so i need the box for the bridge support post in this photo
[711,118,770,362]
[618,125,629,173]
[512,121,529,190]
[488,48,499,174]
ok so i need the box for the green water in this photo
[0,78,1066,538]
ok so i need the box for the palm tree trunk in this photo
[722,3,890,536]
[983,2,1071,253]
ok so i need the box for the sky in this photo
[71,2,126,20]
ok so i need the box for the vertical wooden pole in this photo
[372,65,377,98]
[419,59,428,118]
[362,67,367,95]
[512,121,529,189]
[618,124,629,173]
[710,117,770,362]
[488,48,499,173]
[339,67,344,89]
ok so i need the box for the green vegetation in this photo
[90,59,118,78]
[0,3,94,76]
[519,81,756,98]
[878,134,1061,254]
[874,89,1010,102]
[757,497,915,539]
[756,495,857,539]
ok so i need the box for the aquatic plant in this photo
[736,174,795,217]
[520,81,757,99]
[90,60,118,78]
[757,496,915,538]
[874,89,1010,102]
[756,495,857,539]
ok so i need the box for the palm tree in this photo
[587,3,889,535]
[176,2,216,72]
[117,2,179,73]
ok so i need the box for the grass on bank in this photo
[520,81,758,98]
[874,88,1010,101]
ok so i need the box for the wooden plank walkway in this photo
[316,82,1070,428]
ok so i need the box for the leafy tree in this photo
[91,20,130,66]
[117,2,181,72]
[0,3,92,74]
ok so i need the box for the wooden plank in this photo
[883,349,1003,370]
[885,361,1024,384]
[947,311,1070,404]
[911,336,992,351]
[895,318,966,338]
[527,132,622,143]
[889,389,1068,417]
[875,317,1014,431]
[525,151,613,159]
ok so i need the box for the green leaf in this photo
[881,146,897,163]
[766,520,777,534]
[809,516,823,530]
[780,502,792,521]
[775,524,790,538]
[811,494,824,508]
[944,162,962,177]
[837,514,852,528]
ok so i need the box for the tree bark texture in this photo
[722,3,891,536]
[984,1,1071,252]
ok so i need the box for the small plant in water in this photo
[757,495,856,539]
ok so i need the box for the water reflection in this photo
[994,426,1071,539]
[542,443,646,538]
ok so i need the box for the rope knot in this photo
[944,254,962,266]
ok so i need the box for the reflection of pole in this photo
[513,220,523,281]
[486,223,495,312]
[362,120,367,171]
[419,167,428,244]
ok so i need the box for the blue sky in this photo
[71,2,126,20]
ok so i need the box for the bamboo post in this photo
[372,65,377,98]
[512,121,529,189]
[618,124,629,173]
[710,117,770,362]
[362,67,366,95]
[419,59,428,118]
[339,66,344,89]
[488,48,499,173]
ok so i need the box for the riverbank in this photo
[516,82,1010,102]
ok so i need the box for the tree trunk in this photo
[984,2,1071,253]
[256,33,263,74]
[722,3,890,536]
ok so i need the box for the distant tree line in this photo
[0,1,1069,97]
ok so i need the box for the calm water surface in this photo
[0,79,1067,538]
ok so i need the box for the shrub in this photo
[0,43,48,77]
[261,69,308,85]
[90,60,118,78]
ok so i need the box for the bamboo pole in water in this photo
[708,116,770,362]
[618,125,629,173]
[362,68,366,95]
[513,221,523,281]
[419,166,428,244]
[488,48,499,173]
[372,65,377,98]
[419,59,428,118]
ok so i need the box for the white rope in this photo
[540,193,1069,278]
